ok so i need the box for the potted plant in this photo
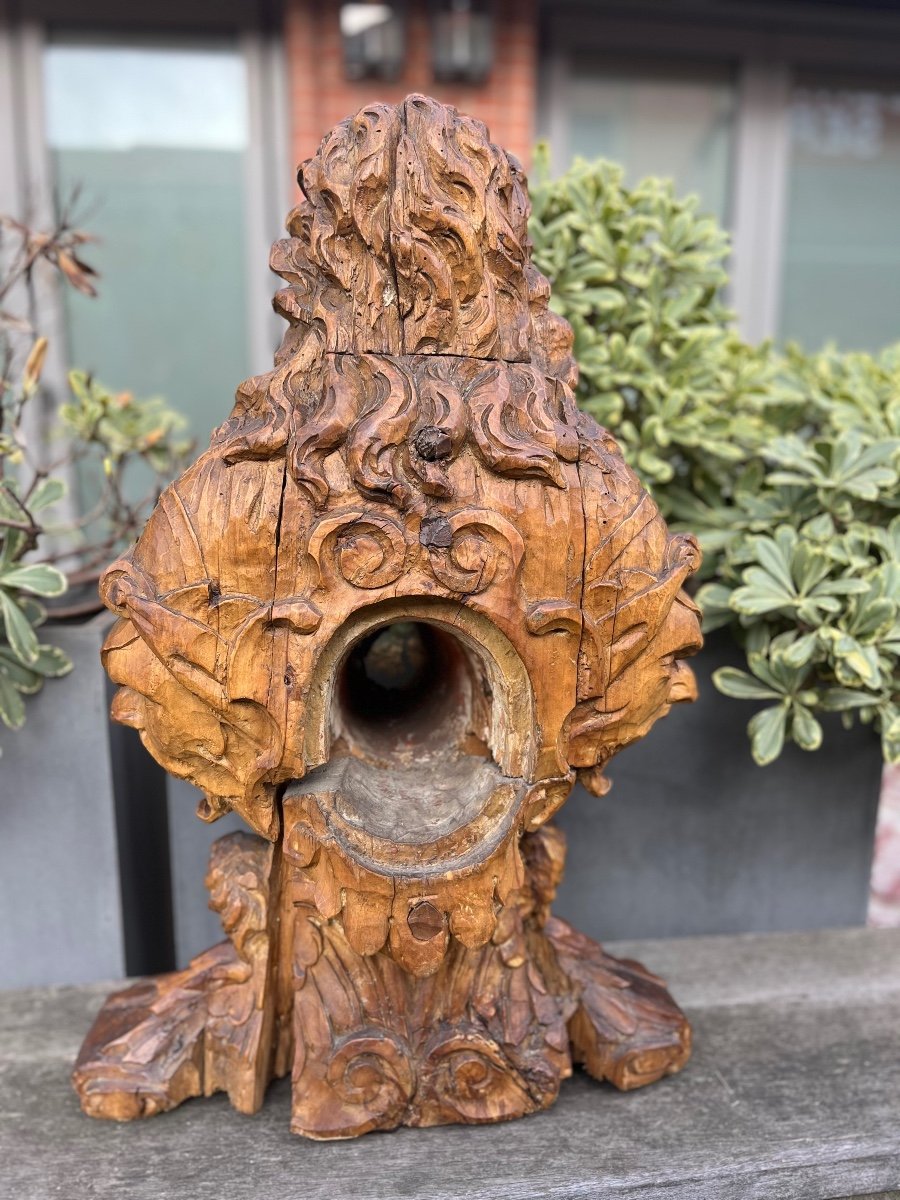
[0,211,190,985]
[528,154,897,940]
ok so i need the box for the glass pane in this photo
[566,62,737,226]
[43,40,252,442]
[780,83,900,352]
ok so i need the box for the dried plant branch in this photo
[0,201,192,742]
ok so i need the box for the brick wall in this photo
[284,0,537,178]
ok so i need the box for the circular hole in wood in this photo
[335,620,480,763]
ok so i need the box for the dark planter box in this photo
[0,613,173,987]
[554,630,884,941]
[166,779,244,965]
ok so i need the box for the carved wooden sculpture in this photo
[73,95,703,1139]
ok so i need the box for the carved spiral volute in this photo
[308,510,410,591]
[324,1032,415,1124]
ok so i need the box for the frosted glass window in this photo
[566,63,737,225]
[780,83,900,352]
[43,40,252,441]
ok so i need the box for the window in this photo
[780,79,900,352]
[43,38,254,441]
[561,60,738,226]
[540,6,900,349]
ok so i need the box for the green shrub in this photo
[529,151,900,766]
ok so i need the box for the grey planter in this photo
[1,621,883,986]
[0,612,173,987]
[168,630,884,963]
[554,630,884,941]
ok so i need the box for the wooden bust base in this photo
[72,95,702,1140]
[74,825,689,1138]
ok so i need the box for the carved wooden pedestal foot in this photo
[75,825,690,1137]
[74,93,703,1141]
[73,834,276,1120]
[546,918,692,1091]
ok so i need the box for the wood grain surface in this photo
[73,94,702,1138]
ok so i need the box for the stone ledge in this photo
[2,928,899,1200]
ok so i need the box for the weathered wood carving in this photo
[73,95,702,1138]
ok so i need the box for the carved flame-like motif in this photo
[75,95,701,1140]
